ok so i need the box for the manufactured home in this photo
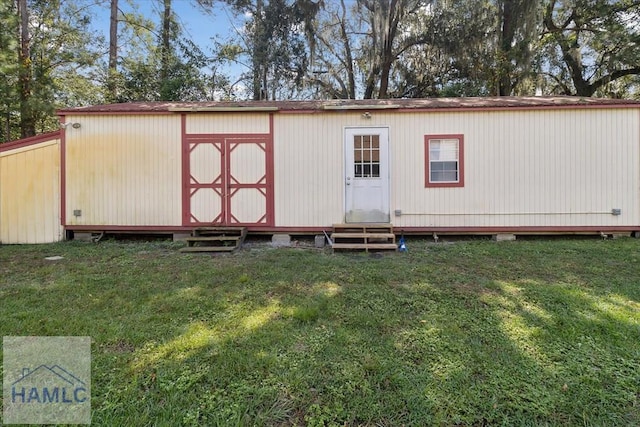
[1,96,639,244]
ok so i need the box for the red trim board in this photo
[63,225,639,235]
[181,115,275,227]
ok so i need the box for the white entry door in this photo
[344,127,390,223]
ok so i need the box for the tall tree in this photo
[17,0,35,137]
[115,0,215,102]
[0,1,19,141]
[103,0,158,102]
[156,0,210,101]
[357,0,433,99]
[1,0,103,140]
[198,0,321,100]
[159,0,173,96]
[397,0,539,97]
[542,0,640,97]
[308,0,358,98]
[106,0,118,101]
[309,0,435,99]
[495,0,539,95]
[394,0,496,97]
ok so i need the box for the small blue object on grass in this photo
[398,236,407,252]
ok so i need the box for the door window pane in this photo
[354,134,380,178]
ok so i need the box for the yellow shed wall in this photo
[0,140,62,243]
[64,115,182,226]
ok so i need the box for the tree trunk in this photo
[107,0,118,101]
[377,0,400,99]
[361,0,407,99]
[377,26,396,98]
[5,109,10,142]
[340,0,356,99]
[17,0,34,138]
[252,0,265,100]
[498,0,514,96]
[542,2,591,96]
[160,0,171,85]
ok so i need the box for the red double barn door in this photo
[183,133,273,226]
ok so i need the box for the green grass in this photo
[1,237,639,426]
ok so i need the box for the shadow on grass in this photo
[1,239,639,426]
[490,280,640,424]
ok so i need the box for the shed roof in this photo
[57,96,640,115]
[0,131,61,152]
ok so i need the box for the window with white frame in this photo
[425,134,464,188]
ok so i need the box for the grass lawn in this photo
[1,237,639,426]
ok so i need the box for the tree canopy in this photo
[1,0,639,141]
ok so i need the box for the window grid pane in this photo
[354,134,380,178]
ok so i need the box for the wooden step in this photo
[194,227,247,236]
[331,233,395,241]
[333,223,393,233]
[179,246,239,253]
[180,226,247,253]
[332,236,396,245]
[332,243,398,251]
[186,236,243,242]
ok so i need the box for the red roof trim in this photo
[0,131,61,152]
